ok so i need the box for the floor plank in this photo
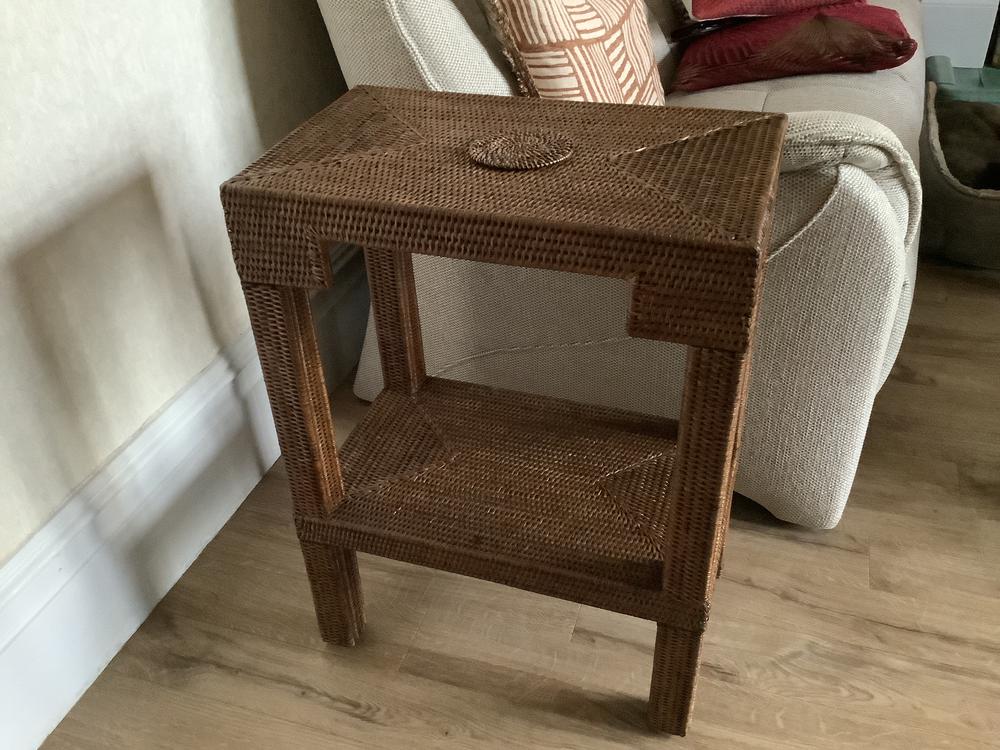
[43,261,1000,749]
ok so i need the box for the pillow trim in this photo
[478,0,540,97]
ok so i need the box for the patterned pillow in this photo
[673,2,917,92]
[482,0,666,105]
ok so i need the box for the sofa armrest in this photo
[772,111,922,385]
[780,111,922,254]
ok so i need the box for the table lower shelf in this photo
[296,378,707,626]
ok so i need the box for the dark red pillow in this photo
[692,0,844,20]
[673,3,918,92]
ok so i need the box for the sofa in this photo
[316,0,924,528]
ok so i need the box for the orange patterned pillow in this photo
[483,0,666,105]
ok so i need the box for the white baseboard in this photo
[0,331,280,750]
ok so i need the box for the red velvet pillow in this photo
[673,3,918,92]
[690,0,844,20]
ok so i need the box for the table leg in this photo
[661,348,749,602]
[301,542,365,645]
[243,283,365,645]
[647,623,703,735]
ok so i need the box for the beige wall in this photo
[0,0,345,564]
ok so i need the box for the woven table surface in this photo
[318,378,677,587]
[223,87,786,352]
[230,87,784,246]
[225,86,783,247]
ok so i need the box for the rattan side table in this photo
[222,86,785,736]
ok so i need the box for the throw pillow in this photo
[679,0,845,21]
[482,0,666,105]
[672,2,917,92]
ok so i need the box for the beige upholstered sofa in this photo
[317,0,924,528]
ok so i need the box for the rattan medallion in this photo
[222,86,786,736]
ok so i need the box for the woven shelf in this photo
[312,378,678,585]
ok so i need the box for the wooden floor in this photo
[45,261,999,749]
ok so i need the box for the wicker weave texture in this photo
[224,87,784,351]
[222,86,785,736]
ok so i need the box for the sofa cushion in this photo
[645,0,684,78]
[665,0,925,157]
[317,0,516,95]
[481,0,666,104]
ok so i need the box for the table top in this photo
[223,85,784,271]
[222,87,785,350]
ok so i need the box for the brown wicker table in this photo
[222,86,785,736]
